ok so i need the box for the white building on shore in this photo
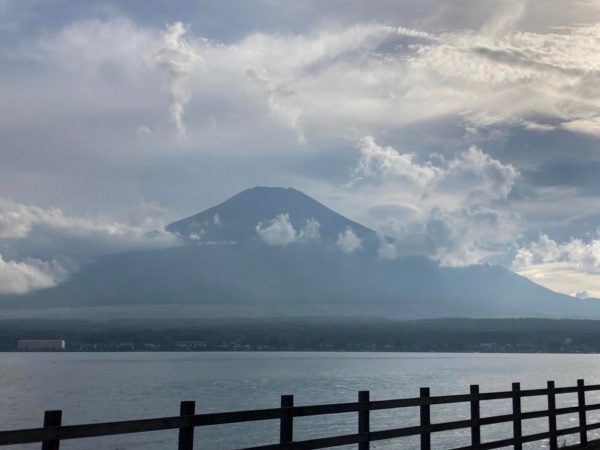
[17,340,66,351]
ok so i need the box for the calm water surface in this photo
[2,352,600,449]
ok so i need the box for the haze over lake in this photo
[4,352,600,449]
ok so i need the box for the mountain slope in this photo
[1,186,599,319]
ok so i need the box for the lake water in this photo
[2,352,600,449]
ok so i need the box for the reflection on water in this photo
[1,352,599,449]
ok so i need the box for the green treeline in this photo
[3,318,600,353]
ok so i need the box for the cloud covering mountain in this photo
[0,198,180,294]
[3,1,600,296]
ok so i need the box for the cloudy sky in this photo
[2,0,600,297]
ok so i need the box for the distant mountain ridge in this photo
[1,186,600,320]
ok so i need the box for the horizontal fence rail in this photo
[2,379,600,449]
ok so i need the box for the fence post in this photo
[41,410,62,450]
[178,401,195,450]
[280,395,294,444]
[512,382,522,450]
[547,380,557,450]
[577,379,587,446]
[470,385,481,448]
[420,387,431,450]
[358,391,370,450]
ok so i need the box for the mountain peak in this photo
[233,186,308,202]
[245,186,300,192]
[166,186,373,244]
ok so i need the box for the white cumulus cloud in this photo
[352,136,440,189]
[377,237,398,261]
[336,227,362,254]
[0,254,67,295]
[349,137,520,266]
[513,234,600,274]
[513,234,600,298]
[352,136,519,202]
[256,214,320,246]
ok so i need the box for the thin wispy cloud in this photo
[151,22,203,139]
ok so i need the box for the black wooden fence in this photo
[1,379,599,449]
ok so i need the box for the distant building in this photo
[115,342,135,351]
[17,340,65,351]
[175,341,208,350]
